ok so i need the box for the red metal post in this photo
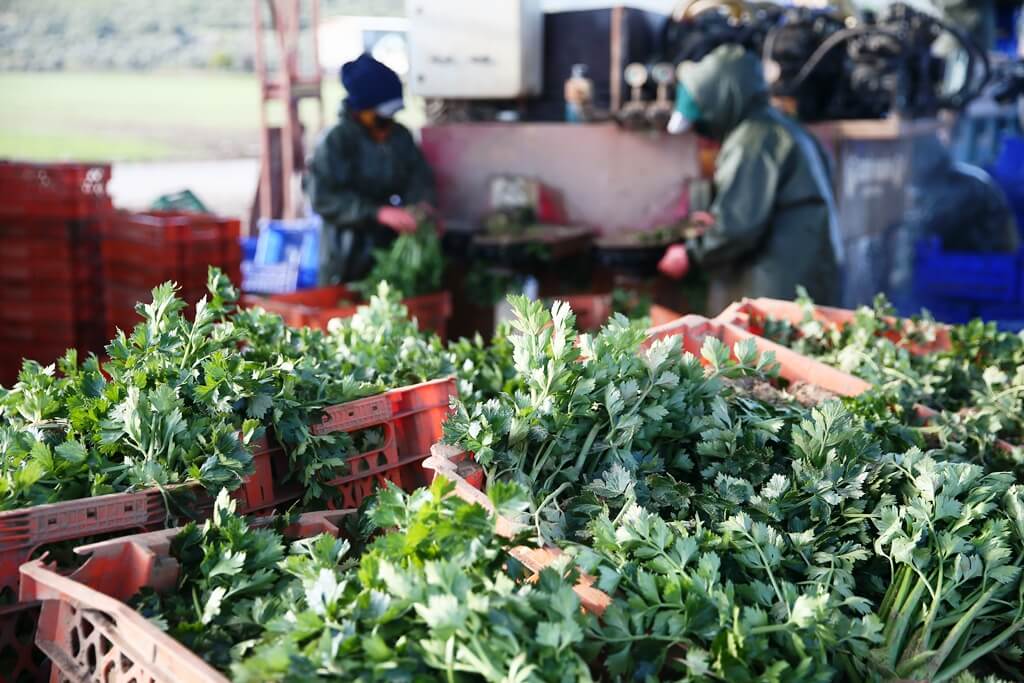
[252,0,323,223]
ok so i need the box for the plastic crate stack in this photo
[101,211,241,338]
[0,161,113,385]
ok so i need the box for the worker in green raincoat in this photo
[659,44,842,313]
[305,53,436,284]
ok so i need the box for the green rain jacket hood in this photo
[679,45,841,312]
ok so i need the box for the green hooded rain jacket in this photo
[305,108,436,284]
[680,45,842,313]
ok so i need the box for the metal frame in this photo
[252,0,324,222]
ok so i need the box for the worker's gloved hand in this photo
[377,206,418,233]
[690,210,714,227]
[658,244,690,280]
[415,203,445,235]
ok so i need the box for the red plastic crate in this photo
[0,437,288,598]
[424,444,611,615]
[6,376,454,682]
[101,212,242,325]
[0,161,112,219]
[645,314,872,397]
[249,286,453,339]
[0,217,103,286]
[560,293,612,331]
[312,377,457,508]
[715,298,952,357]
[103,284,209,338]
[0,377,456,595]
[102,211,239,270]
[0,296,102,329]
[19,510,353,683]
[0,602,50,682]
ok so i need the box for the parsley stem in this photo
[933,616,1024,682]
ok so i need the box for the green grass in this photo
[0,71,424,162]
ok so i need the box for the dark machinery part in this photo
[761,8,847,121]
[991,59,1024,104]
[659,1,773,65]
[765,3,990,121]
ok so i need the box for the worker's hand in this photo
[690,210,715,229]
[377,206,418,233]
[658,244,690,280]
[416,203,445,235]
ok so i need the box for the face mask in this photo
[356,111,395,141]
[667,82,702,135]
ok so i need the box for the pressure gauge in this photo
[624,62,649,88]
[651,62,675,86]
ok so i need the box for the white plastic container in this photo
[407,0,543,98]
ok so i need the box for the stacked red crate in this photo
[101,211,241,338]
[0,161,113,385]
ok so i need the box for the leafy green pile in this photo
[571,417,1024,681]
[447,321,521,407]
[760,292,1024,468]
[444,296,798,542]
[0,273,453,510]
[352,217,444,299]
[136,479,598,682]
[611,287,652,323]
[442,297,1024,681]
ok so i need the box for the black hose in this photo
[774,25,903,97]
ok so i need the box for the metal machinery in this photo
[252,0,323,224]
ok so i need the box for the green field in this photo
[0,71,422,162]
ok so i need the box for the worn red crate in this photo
[18,510,352,683]
[102,211,239,271]
[424,444,611,615]
[248,286,453,339]
[102,284,209,338]
[715,297,952,357]
[312,377,457,508]
[0,217,102,285]
[0,376,456,596]
[7,376,454,682]
[0,376,452,681]
[0,161,112,219]
[645,313,872,397]
[0,437,288,599]
[560,293,613,331]
[0,602,50,683]
[0,295,102,328]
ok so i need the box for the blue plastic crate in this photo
[255,216,321,288]
[991,136,1024,240]
[241,261,300,295]
[913,238,1021,304]
[240,236,258,263]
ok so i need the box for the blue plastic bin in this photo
[255,216,321,288]
[240,236,258,263]
[991,136,1024,240]
[913,238,1020,304]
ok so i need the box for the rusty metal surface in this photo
[421,122,699,234]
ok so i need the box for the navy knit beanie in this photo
[341,53,403,113]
